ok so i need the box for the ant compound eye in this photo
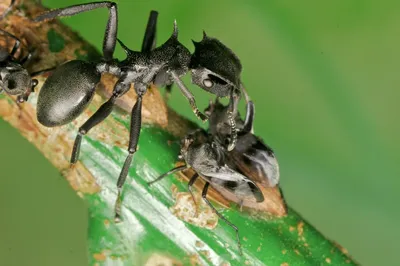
[203,79,213,88]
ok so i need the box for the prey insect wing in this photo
[199,164,264,203]
[230,134,280,188]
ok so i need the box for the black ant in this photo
[0,29,50,102]
[33,2,247,220]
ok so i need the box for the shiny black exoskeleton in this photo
[0,29,44,102]
[33,1,245,221]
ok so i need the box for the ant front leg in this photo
[240,82,251,103]
[241,101,255,135]
[226,90,240,151]
[170,71,208,122]
[33,1,118,61]
[70,76,130,165]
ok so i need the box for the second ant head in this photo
[190,32,242,98]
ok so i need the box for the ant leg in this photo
[0,29,20,57]
[240,82,251,103]
[226,90,240,151]
[141,11,158,52]
[33,1,118,61]
[70,96,117,165]
[70,78,130,165]
[188,173,199,214]
[114,93,144,222]
[19,51,32,65]
[147,165,186,185]
[0,0,15,19]
[30,67,56,77]
[202,182,243,255]
[9,32,20,57]
[241,101,255,134]
[170,71,208,122]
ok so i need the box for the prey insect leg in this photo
[202,182,243,255]
[188,172,199,212]
[147,165,187,186]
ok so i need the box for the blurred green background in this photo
[1,0,399,265]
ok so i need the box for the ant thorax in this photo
[116,31,191,89]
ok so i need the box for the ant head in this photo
[190,32,242,97]
[1,63,31,96]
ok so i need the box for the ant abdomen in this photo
[37,60,101,127]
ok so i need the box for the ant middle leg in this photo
[114,91,144,222]
[70,78,130,165]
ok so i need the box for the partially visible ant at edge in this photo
[32,1,252,221]
[0,29,52,103]
[0,0,43,20]
[148,100,287,255]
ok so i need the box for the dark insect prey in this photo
[33,1,247,220]
[148,100,285,254]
